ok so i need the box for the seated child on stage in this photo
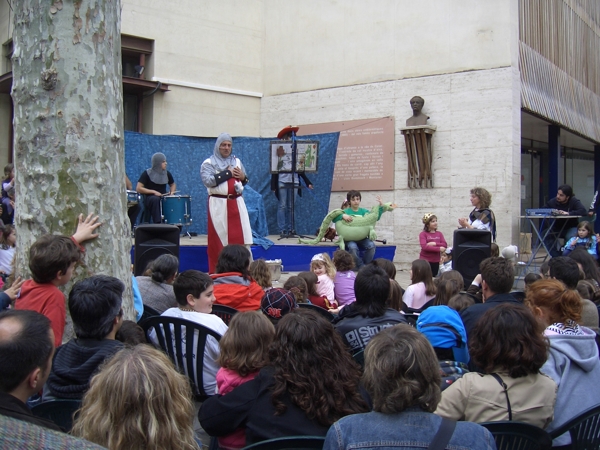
[310,253,337,309]
[14,213,101,347]
[216,311,275,450]
[333,249,356,307]
[563,221,598,259]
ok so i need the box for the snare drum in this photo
[127,190,139,207]
[161,195,192,226]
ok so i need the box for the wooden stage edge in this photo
[131,234,397,274]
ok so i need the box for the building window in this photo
[2,39,13,75]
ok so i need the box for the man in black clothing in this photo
[460,257,518,341]
[46,275,124,400]
[0,310,61,431]
[333,264,407,353]
[543,184,587,256]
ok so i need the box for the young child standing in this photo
[333,249,356,307]
[310,253,337,307]
[15,213,101,346]
[216,311,275,450]
[419,213,447,277]
[403,259,437,312]
[563,221,598,258]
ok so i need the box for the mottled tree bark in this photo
[11,0,135,320]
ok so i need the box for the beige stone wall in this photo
[260,67,522,267]
[121,0,264,136]
[263,0,518,96]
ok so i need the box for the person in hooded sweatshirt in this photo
[136,152,176,224]
[45,275,124,400]
[526,279,600,447]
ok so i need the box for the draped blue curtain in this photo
[125,131,340,236]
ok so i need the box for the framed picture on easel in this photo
[269,140,319,174]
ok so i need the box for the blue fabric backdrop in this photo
[124,131,340,236]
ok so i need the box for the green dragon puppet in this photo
[299,202,396,250]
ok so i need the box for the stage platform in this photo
[132,234,397,273]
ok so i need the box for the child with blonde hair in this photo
[216,311,275,450]
[310,253,337,308]
[249,259,272,291]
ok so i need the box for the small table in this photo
[520,215,580,271]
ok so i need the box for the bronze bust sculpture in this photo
[406,96,429,126]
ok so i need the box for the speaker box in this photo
[452,229,491,285]
[134,224,181,276]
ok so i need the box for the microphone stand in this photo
[279,130,309,240]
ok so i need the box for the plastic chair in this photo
[242,436,326,450]
[211,304,239,325]
[31,399,82,432]
[351,348,365,368]
[140,304,161,324]
[402,313,419,327]
[510,290,526,302]
[297,303,335,321]
[479,421,552,450]
[142,316,222,400]
[549,404,600,450]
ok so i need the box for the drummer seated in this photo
[136,180,176,224]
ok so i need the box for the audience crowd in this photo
[1,192,600,449]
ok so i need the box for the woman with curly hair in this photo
[199,309,369,446]
[324,326,495,450]
[435,303,556,428]
[72,345,198,450]
[458,187,496,241]
[526,279,600,447]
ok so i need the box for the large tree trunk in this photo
[11,0,134,320]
